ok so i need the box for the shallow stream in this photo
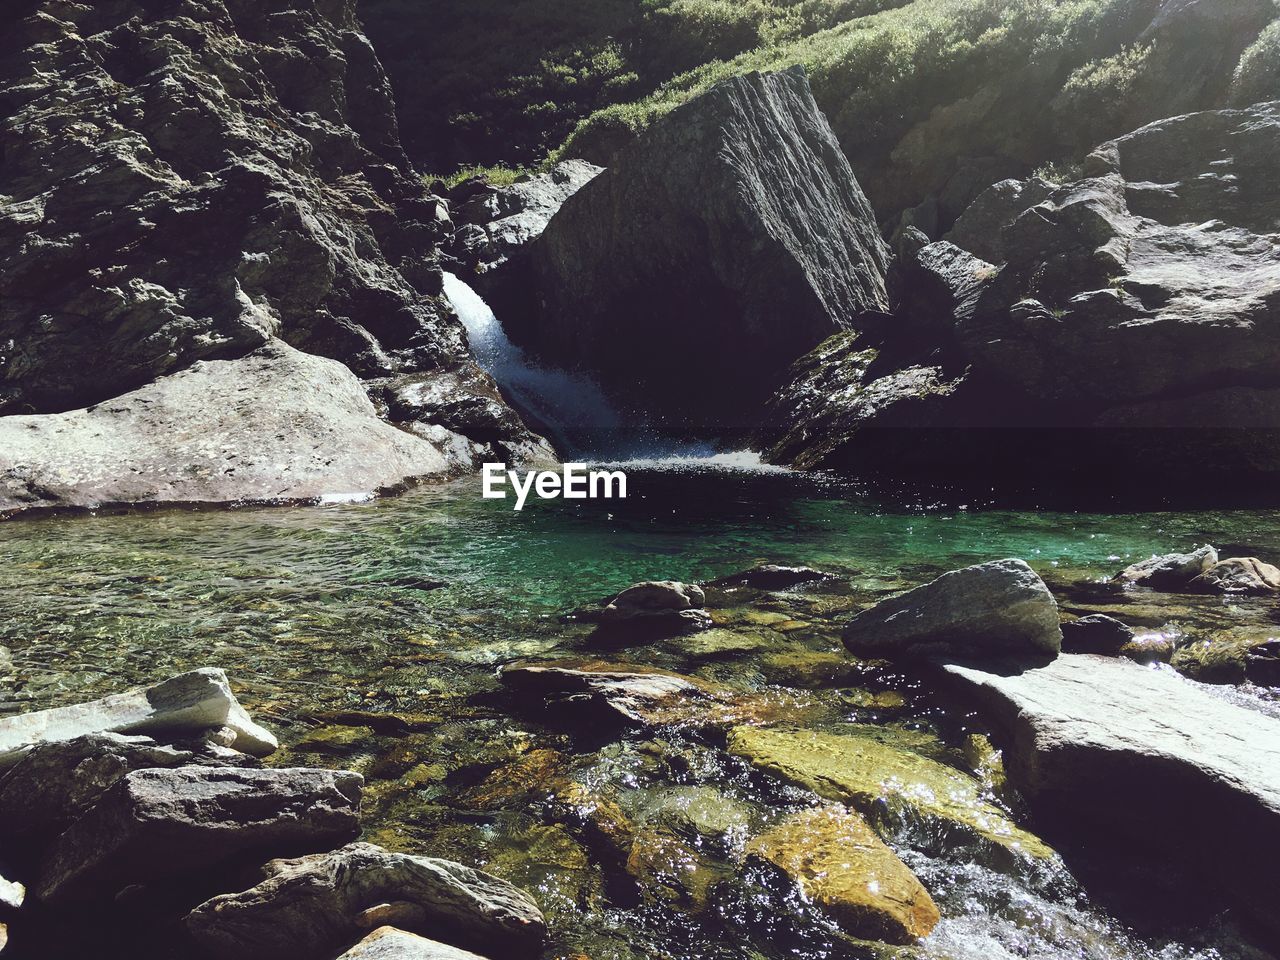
[3,466,1278,960]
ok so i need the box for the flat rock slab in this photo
[843,559,1062,660]
[339,927,493,960]
[36,766,362,904]
[0,668,277,768]
[943,655,1280,935]
[0,341,452,517]
[186,842,544,960]
[499,662,717,729]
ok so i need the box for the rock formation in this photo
[758,101,1280,488]
[0,0,549,517]
[517,67,890,431]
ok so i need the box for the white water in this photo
[444,273,774,468]
[443,273,624,456]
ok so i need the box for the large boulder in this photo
[1190,557,1280,594]
[1117,545,1219,590]
[520,67,890,431]
[943,654,1280,943]
[746,806,939,944]
[842,559,1062,660]
[758,102,1280,488]
[35,767,362,904]
[0,341,459,516]
[592,581,713,638]
[185,842,544,960]
[0,668,276,767]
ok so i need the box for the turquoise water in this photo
[2,467,1278,960]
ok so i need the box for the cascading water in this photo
[444,273,781,470]
[443,273,624,457]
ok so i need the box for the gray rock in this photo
[1118,545,1219,590]
[592,582,713,637]
[523,67,890,429]
[0,669,276,768]
[0,733,216,848]
[943,654,1280,942]
[36,766,362,904]
[1190,556,1280,594]
[186,842,543,960]
[843,559,1062,660]
[0,341,455,516]
[608,581,706,613]
[338,927,493,960]
[1060,614,1135,655]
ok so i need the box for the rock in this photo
[746,806,939,944]
[1171,629,1280,685]
[1118,545,1219,590]
[727,726,1052,861]
[1060,614,1135,654]
[1117,632,1176,665]
[842,559,1062,661]
[0,1,541,508]
[36,767,362,904]
[712,565,840,591]
[759,102,1280,488]
[522,67,890,429]
[186,842,544,960]
[0,732,251,850]
[499,662,715,729]
[0,669,276,768]
[942,654,1280,941]
[0,875,23,912]
[593,582,713,638]
[1190,557,1280,594]
[338,927,494,960]
[0,341,462,516]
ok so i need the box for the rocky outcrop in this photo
[36,766,363,903]
[0,342,457,516]
[1191,557,1280,594]
[0,0,547,516]
[186,842,545,960]
[943,654,1280,942]
[1118,545,1219,590]
[518,67,890,431]
[842,560,1062,661]
[746,806,939,944]
[0,668,276,767]
[338,927,495,960]
[758,102,1280,488]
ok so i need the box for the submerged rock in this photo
[747,806,939,944]
[1118,545,1219,590]
[712,565,841,591]
[593,581,713,637]
[842,559,1062,661]
[522,67,890,430]
[1190,557,1280,594]
[36,767,362,904]
[186,842,544,960]
[727,726,1052,862]
[338,927,495,960]
[0,669,276,768]
[499,663,714,729]
[943,654,1280,942]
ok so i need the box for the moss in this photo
[1232,19,1280,105]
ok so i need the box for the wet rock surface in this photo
[337,927,495,960]
[521,67,891,430]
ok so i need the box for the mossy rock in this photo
[1171,630,1278,684]
[727,726,1053,863]
[625,826,731,912]
[759,650,866,688]
[747,805,940,945]
[641,785,753,847]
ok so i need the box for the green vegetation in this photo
[425,163,530,190]
[362,0,1278,203]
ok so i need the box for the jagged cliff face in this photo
[0,0,460,415]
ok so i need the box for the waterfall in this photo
[443,273,623,456]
